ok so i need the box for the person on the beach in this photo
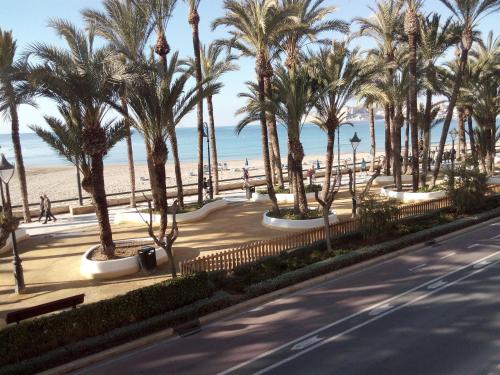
[361,158,367,173]
[37,195,45,222]
[42,194,57,224]
[203,177,210,200]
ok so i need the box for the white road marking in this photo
[491,234,500,239]
[249,306,264,312]
[440,252,456,259]
[473,260,491,269]
[409,263,427,272]
[368,304,392,316]
[216,251,500,375]
[489,223,500,226]
[291,336,323,351]
[252,259,500,375]
[467,244,481,249]
[427,281,447,289]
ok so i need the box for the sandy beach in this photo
[9,150,380,207]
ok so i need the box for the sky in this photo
[0,0,498,134]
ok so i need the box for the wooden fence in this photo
[179,193,476,275]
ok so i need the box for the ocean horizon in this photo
[0,120,467,168]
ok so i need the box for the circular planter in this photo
[252,192,316,204]
[0,228,29,254]
[114,199,228,225]
[380,184,446,202]
[373,175,413,186]
[80,238,168,279]
[262,210,338,231]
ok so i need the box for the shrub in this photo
[0,273,213,368]
[358,196,398,239]
[304,184,322,193]
[446,166,488,214]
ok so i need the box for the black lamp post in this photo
[350,132,361,217]
[449,128,458,171]
[0,153,25,294]
[203,122,213,199]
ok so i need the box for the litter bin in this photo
[138,246,157,272]
[246,186,255,199]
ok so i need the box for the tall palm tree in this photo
[431,0,500,185]
[418,13,458,185]
[83,0,153,208]
[404,0,422,190]
[183,0,205,204]
[0,29,33,222]
[27,21,130,256]
[184,43,238,195]
[355,0,405,176]
[213,0,297,214]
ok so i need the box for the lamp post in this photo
[350,132,361,217]
[449,128,458,171]
[0,153,25,294]
[203,122,213,199]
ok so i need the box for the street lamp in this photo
[202,122,213,199]
[0,153,25,294]
[449,128,458,170]
[350,132,361,217]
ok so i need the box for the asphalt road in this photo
[71,218,500,375]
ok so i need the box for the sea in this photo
[0,120,461,168]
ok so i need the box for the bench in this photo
[5,294,85,325]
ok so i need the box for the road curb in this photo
[39,214,500,375]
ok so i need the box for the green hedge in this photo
[0,273,214,370]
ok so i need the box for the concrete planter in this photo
[380,185,446,202]
[0,228,29,254]
[373,175,413,186]
[262,210,338,231]
[114,199,228,225]
[80,238,167,279]
[487,176,500,185]
[252,192,316,204]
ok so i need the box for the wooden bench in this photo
[5,294,85,325]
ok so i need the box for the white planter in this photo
[0,228,29,254]
[380,185,446,202]
[487,176,500,185]
[80,238,167,279]
[252,192,316,204]
[114,199,228,225]
[373,175,413,186]
[262,210,338,231]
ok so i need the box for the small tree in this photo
[358,196,398,240]
[347,165,382,217]
[446,164,488,214]
[314,171,342,252]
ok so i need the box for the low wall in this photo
[0,228,29,254]
[380,185,446,202]
[262,210,338,231]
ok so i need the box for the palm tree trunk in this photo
[206,96,219,195]
[264,74,284,189]
[384,104,392,175]
[369,108,376,172]
[392,109,403,191]
[290,138,307,215]
[257,61,279,214]
[322,124,335,199]
[420,89,432,186]
[151,146,168,240]
[432,47,469,186]
[408,32,419,191]
[167,126,184,208]
[403,106,409,175]
[10,105,30,222]
[457,108,466,162]
[188,9,204,205]
[145,141,160,209]
[467,113,477,167]
[89,154,114,256]
[120,96,136,208]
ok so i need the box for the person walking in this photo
[202,177,210,200]
[42,194,57,224]
[37,195,45,222]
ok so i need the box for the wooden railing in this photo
[179,193,475,275]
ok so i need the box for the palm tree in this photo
[213,0,297,214]
[418,13,458,185]
[184,43,238,195]
[0,29,32,222]
[83,0,153,208]
[183,0,205,204]
[30,105,126,204]
[431,0,500,185]
[355,0,405,176]
[404,0,422,190]
[27,21,129,256]
[127,53,215,274]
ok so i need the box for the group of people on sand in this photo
[37,194,57,224]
